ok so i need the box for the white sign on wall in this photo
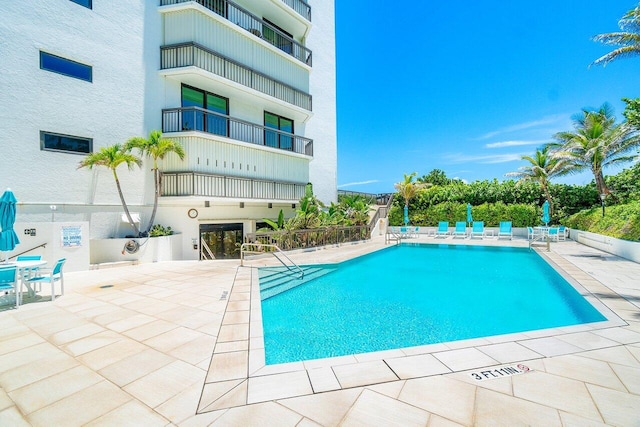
[61,225,82,247]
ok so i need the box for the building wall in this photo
[1,0,337,261]
[306,0,338,204]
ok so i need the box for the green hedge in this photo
[389,202,539,227]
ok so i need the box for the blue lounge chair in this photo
[498,221,512,240]
[453,221,467,238]
[435,221,450,237]
[471,221,485,239]
[0,266,19,308]
[26,258,66,302]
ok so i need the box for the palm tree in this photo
[125,130,185,234]
[78,144,143,236]
[505,146,567,214]
[551,103,640,196]
[592,5,640,66]
[394,172,425,224]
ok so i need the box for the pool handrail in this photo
[240,242,304,278]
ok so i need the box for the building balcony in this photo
[160,0,311,66]
[279,0,311,21]
[162,107,313,156]
[161,43,312,111]
[161,171,306,201]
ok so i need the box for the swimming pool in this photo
[259,244,607,365]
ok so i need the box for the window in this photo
[263,19,293,55]
[40,52,92,82]
[181,85,229,136]
[70,0,92,8]
[264,112,293,150]
[40,131,92,154]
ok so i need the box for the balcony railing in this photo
[162,107,313,156]
[161,42,312,111]
[279,0,311,21]
[160,0,312,65]
[162,172,306,200]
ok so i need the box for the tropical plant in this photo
[394,172,426,224]
[591,4,640,66]
[78,144,143,236]
[551,103,640,197]
[125,130,185,234]
[623,97,640,128]
[417,169,451,186]
[335,194,371,226]
[505,146,568,215]
[149,224,173,237]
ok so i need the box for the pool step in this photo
[259,266,336,300]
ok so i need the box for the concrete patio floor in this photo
[1,235,639,426]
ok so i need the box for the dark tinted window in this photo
[40,52,92,82]
[41,131,92,154]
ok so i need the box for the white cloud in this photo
[485,139,548,149]
[444,153,524,164]
[478,114,568,140]
[337,180,380,188]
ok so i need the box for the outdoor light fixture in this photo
[240,202,244,208]
[268,203,273,209]
[600,193,606,217]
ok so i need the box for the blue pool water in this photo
[259,244,606,365]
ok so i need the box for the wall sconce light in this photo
[268,203,273,209]
[204,200,210,207]
[292,203,296,209]
[240,202,245,208]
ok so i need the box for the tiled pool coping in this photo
[198,238,630,413]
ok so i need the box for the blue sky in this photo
[335,1,640,194]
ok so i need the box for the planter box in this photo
[570,229,640,263]
[90,234,182,265]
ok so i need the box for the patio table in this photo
[7,259,47,298]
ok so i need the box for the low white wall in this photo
[90,234,183,265]
[12,221,90,272]
[570,229,640,263]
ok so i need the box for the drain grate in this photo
[99,285,114,289]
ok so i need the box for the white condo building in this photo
[0,0,336,265]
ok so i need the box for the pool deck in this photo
[1,235,640,426]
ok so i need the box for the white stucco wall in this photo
[305,0,338,204]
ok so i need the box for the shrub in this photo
[564,201,640,241]
[149,224,173,237]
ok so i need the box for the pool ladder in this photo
[240,243,304,279]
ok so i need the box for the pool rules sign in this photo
[61,225,82,247]
[469,364,532,381]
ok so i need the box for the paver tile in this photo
[433,347,498,371]
[247,370,313,403]
[210,401,302,426]
[587,383,640,426]
[385,354,451,379]
[332,360,398,388]
[341,389,430,427]
[475,387,562,427]
[278,387,360,426]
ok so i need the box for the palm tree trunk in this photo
[113,169,141,236]
[593,169,609,195]
[146,168,160,234]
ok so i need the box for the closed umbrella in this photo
[542,200,550,226]
[466,203,473,227]
[0,189,20,262]
[403,205,409,225]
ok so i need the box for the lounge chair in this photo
[26,258,66,302]
[435,221,450,237]
[452,221,467,238]
[558,225,567,241]
[498,221,512,240]
[0,266,19,308]
[470,221,485,239]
